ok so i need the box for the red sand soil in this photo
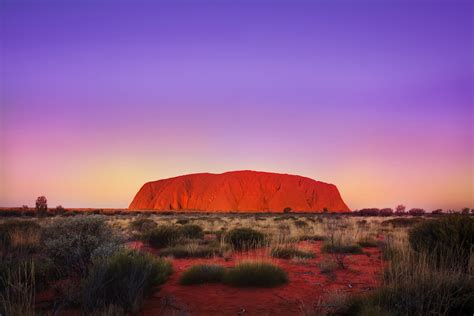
[129,170,350,213]
[130,241,384,316]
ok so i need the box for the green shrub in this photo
[224,262,288,287]
[43,217,122,277]
[409,215,474,270]
[271,247,315,259]
[129,218,157,232]
[179,264,225,285]
[322,243,362,254]
[82,249,172,314]
[141,226,181,248]
[179,224,204,239]
[225,228,265,250]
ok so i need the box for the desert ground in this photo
[0,211,472,315]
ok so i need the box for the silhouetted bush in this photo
[35,196,48,217]
[283,207,292,213]
[409,215,474,271]
[379,208,393,217]
[408,208,425,216]
[83,249,172,314]
[225,228,265,250]
[431,209,443,215]
[180,264,225,285]
[358,208,380,216]
[224,262,288,287]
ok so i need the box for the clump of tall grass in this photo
[271,247,315,259]
[0,220,41,254]
[339,220,474,315]
[224,261,288,287]
[82,249,172,314]
[225,228,266,250]
[409,215,473,271]
[0,260,36,316]
[180,264,225,285]
[160,240,228,258]
[142,224,204,248]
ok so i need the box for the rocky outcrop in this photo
[129,170,350,212]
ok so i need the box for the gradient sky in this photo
[0,1,472,210]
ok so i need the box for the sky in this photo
[0,0,472,210]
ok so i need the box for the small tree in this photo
[461,208,470,215]
[432,209,443,215]
[395,205,406,216]
[36,196,48,217]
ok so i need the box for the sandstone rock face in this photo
[129,170,350,212]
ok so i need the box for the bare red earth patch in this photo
[140,241,384,316]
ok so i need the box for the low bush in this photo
[43,217,122,277]
[82,249,172,314]
[141,226,181,248]
[179,224,204,239]
[225,228,265,250]
[409,215,474,271]
[179,264,225,285]
[224,262,288,287]
[129,218,157,232]
[322,243,362,254]
[271,247,315,259]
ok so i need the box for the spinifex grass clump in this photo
[225,228,266,250]
[409,215,474,271]
[160,242,226,259]
[180,264,225,285]
[83,249,172,314]
[142,224,204,248]
[341,235,474,315]
[0,220,41,253]
[270,247,315,259]
[224,262,288,287]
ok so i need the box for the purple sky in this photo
[1,1,472,210]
